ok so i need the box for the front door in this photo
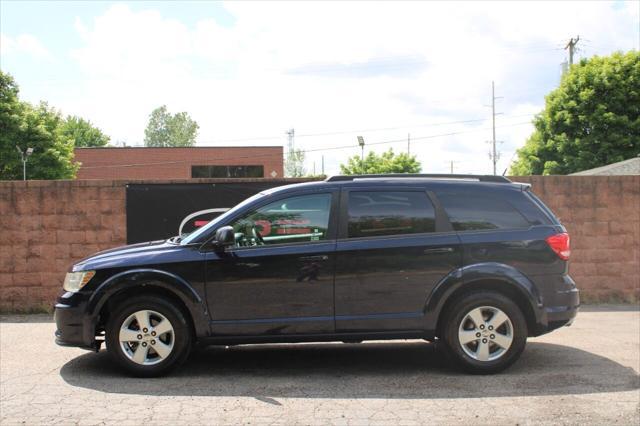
[205,190,338,336]
[334,188,462,332]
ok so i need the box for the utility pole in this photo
[565,36,580,66]
[407,133,411,155]
[448,160,459,174]
[286,128,295,152]
[321,155,325,175]
[487,81,503,175]
[491,81,497,175]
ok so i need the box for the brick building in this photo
[74,146,284,180]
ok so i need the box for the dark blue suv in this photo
[54,174,579,376]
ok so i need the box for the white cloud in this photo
[1,33,51,60]
[32,1,639,175]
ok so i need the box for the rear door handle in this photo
[299,255,329,261]
[423,247,454,254]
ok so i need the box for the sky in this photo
[1,0,638,176]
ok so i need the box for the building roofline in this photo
[74,145,283,150]
[570,156,640,175]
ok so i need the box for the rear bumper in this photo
[544,291,579,329]
[54,292,98,351]
[534,275,580,336]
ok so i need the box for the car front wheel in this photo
[105,295,192,377]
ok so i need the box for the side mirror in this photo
[214,226,235,248]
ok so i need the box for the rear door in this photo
[334,186,462,332]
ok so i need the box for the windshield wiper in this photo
[167,236,182,244]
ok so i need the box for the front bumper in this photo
[54,291,98,351]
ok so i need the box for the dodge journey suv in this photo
[55,174,579,376]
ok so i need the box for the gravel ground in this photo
[1,308,638,425]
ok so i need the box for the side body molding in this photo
[424,262,545,329]
[86,269,210,337]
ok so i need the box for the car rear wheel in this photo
[106,295,192,377]
[442,291,527,374]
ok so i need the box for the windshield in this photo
[180,192,266,245]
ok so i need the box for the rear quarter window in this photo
[436,191,531,231]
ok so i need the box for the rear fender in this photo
[424,262,545,330]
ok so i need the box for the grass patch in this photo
[580,291,639,305]
[0,304,53,315]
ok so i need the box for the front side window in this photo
[436,192,530,231]
[348,191,436,238]
[231,193,332,247]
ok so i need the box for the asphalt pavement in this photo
[1,307,638,425]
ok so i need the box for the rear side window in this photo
[524,191,560,225]
[348,191,436,238]
[436,192,530,231]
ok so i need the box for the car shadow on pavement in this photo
[60,341,639,399]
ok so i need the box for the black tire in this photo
[441,291,527,374]
[105,295,192,377]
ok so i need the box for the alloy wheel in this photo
[119,310,175,365]
[457,305,513,362]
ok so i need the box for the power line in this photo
[119,113,535,146]
[80,121,533,170]
[194,117,494,143]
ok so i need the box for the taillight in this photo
[546,232,570,260]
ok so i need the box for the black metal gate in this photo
[125,181,292,244]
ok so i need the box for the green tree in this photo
[285,148,306,177]
[0,71,77,180]
[340,148,422,175]
[0,71,23,178]
[59,116,110,147]
[144,105,199,147]
[511,51,640,175]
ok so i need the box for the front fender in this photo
[424,262,545,330]
[86,269,210,338]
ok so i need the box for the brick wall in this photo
[513,176,640,303]
[0,176,638,312]
[75,146,284,180]
[0,178,307,312]
[0,180,127,311]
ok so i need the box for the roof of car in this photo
[326,174,512,183]
[261,174,528,196]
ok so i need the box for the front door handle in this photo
[299,255,329,262]
[423,247,454,254]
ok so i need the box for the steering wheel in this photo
[251,226,265,245]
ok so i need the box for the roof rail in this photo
[325,174,512,183]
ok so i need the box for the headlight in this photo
[63,271,96,292]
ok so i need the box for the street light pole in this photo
[16,146,34,181]
[357,136,365,161]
